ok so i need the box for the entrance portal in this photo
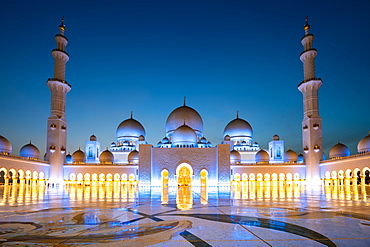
[176,163,192,187]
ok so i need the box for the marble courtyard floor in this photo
[0,183,369,246]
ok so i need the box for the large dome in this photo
[20,142,40,159]
[0,135,12,153]
[283,149,298,163]
[358,132,370,153]
[116,117,145,140]
[329,142,350,158]
[224,117,253,139]
[171,125,197,146]
[166,105,203,136]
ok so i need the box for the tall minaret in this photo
[298,17,322,185]
[45,17,71,185]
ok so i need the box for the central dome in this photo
[117,118,145,140]
[166,104,203,136]
[172,125,197,146]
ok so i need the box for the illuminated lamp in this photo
[313,124,319,130]
[314,145,320,152]
[61,146,66,154]
[61,126,67,131]
[50,145,56,153]
[50,124,56,130]
[303,146,309,153]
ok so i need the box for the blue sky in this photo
[1,0,369,156]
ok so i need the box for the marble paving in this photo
[0,183,369,246]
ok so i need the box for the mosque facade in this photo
[0,19,370,187]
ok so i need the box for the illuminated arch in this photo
[25,170,32,180]
[200,169,208,187]
[129,173,135,181]
[286,173,293,181]
[114,173,120,181]
[279,173,285,180]
[338,170,344,179]
[92,173,98,181]
[39,171,45,180]
[84,173,91,180]
[17,169,25,179]
[249,173,255,181]
[234,173,241,181]
[161,169,169,187]
[99,173,105,181]
[77,173,83,181]
[272,173,278,181]
[293,173,300,181]
[121,173,127,181]
[264,173,270,181]
[256,173,263,181]
[325,171,331,180]
[176,163,193,186]
[242,173,248,181]
[70,173,76,181]
[32,171,39,180]
[331,170,337,179]
[106,173,113,181]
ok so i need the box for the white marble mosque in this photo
[0,18,370,189]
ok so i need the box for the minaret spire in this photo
[298,18,323,186]
[236,111,239,119]
[183,96,186,106]
[130,111,133,119]
[46,19,72,185]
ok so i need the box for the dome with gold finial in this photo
[304,16,310,34]
[59,16,65,31]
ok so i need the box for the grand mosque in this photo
[0,19,369,187]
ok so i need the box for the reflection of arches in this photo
[176,163,193,186]
[200,169,208,187]
[161,169,169,187]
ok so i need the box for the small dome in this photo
[117,117,145,140]
[139,135,145,141]
[255,149,269,163]
[199,137,207,144]
[172,125,197,146]
[162,137,170,144]
[90,135,97,141]
[166,105,203,136]
[128,150,139,164]
[0,135,12,153]
[20,142,40,159]
[66,153,72,163]
[72,149,86,163]
[224,117,253,140]
[224,135,231,141]
[283,149,298,162]
[99,149,114,163]
[358,132,370,153]
[230,150,241,164]
[329,142,350,158]
[272,134,280,141]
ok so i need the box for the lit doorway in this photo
[176,163,192,187]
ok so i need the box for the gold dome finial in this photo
[59,16,66,33]
[304,16,310,35]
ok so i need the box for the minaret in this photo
[298,17,322,185]
[45,17,71,185]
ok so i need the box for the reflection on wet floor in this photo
[0,183,369,246]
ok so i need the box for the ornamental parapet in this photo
[47,78,72,88]
[297,78,322,87]
[0,152,49,164]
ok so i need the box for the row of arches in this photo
[0,168,45,185]
[324,167,370,186]
[233,172,301,182]
[67,172,137,185]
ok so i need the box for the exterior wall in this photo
[63,164,137,180]
[0,154,50,179]
[138,144,152,186]
[151,147,217,186]
[320,153,370,178]
[239,150,258,163]
[231,164,306,180]
[217,144,230,186]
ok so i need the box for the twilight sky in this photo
[1,0,369,157]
